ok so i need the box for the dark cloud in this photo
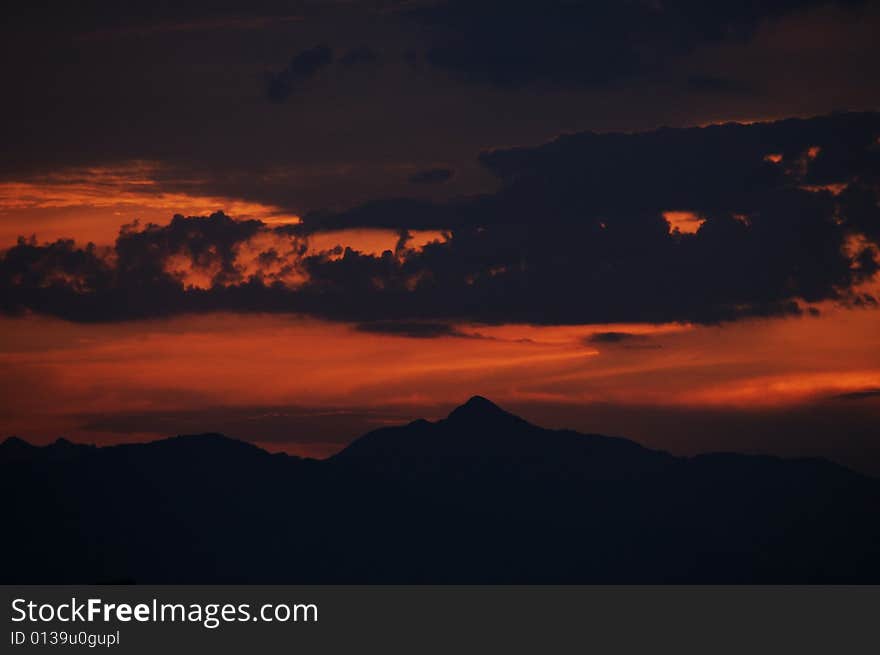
[354,321,465,338]
[339,45,379,69]
[686,75,757,96]
[2,113,879,326]
[408,0,867,88]
[3,0,879,219]
[477,112,880,218]
[267,44,333,103]
[588,332,634,343]
[303,197,471,231]
[837,182,880,245]
[408,168,454,185]
[267,43,380,104]
[834,388,880,401]
[587,332,662,349]
[588,332,640,344]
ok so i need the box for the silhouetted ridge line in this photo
[332,397,675,480]
[1,436,32,449]
[0,436,36,462]
[3,397,879,584]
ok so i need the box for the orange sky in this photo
[0,163,296,246]
[2,0,880,486]
[1,292,877,458]
[1,170,879,468]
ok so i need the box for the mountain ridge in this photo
[2,395,867,477]
[3,396,878,584]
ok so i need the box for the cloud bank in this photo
[2,113,878,325]
[408,0,868,88]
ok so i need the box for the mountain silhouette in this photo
[334,395,673,479]
[2,397,879,583]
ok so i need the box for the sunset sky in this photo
[2,1,879,472]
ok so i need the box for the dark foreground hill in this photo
[2,397,879,583]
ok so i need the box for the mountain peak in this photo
[462,394,498,408]
[446,396,523,425]
[1,436,33,449]
[0,436,38,463]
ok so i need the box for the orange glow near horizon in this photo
[1,296,878,455]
